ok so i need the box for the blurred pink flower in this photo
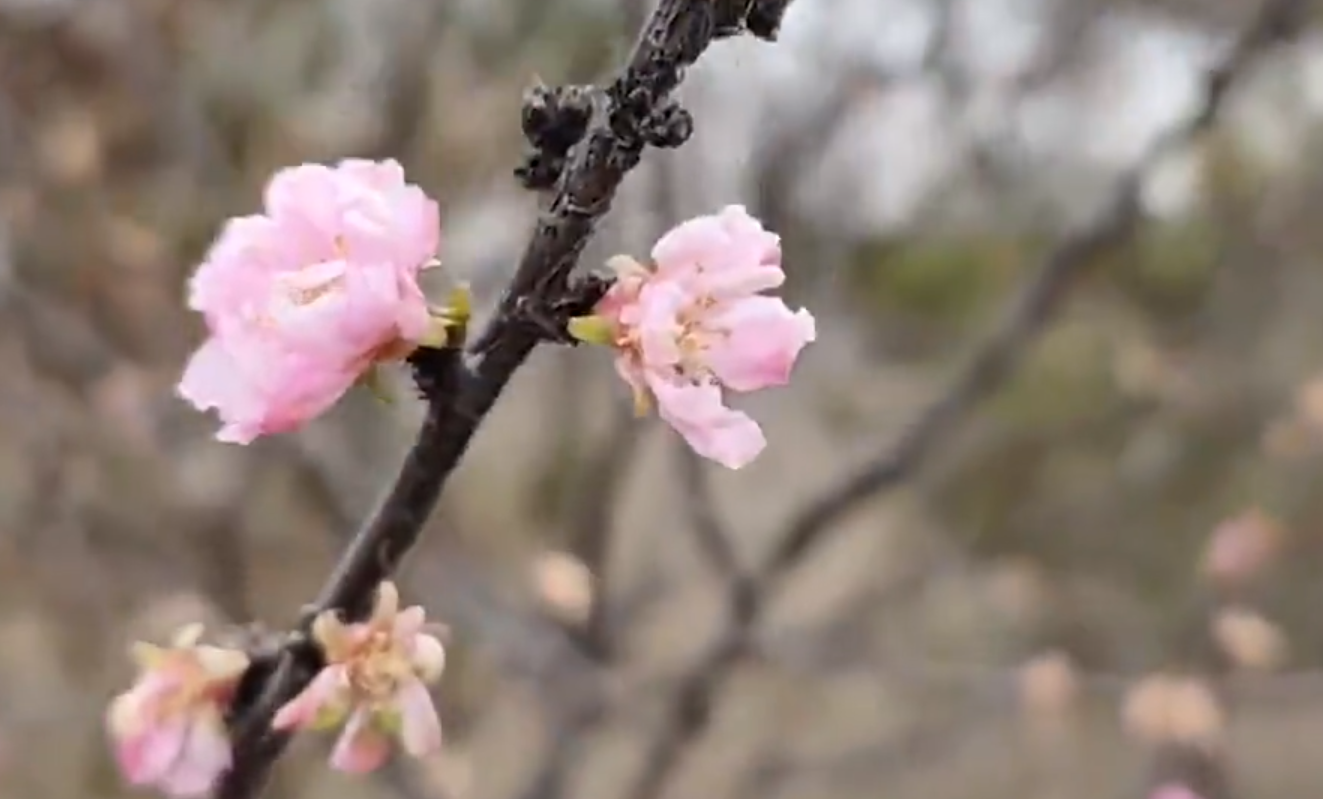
[106,624,249,798]
[179,159,445,443]
[575,205,815,469]
[1150,784,1204,799]
[273,581,447,774]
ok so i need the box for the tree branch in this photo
[765,0,1304,595]
[621,3,1305,799]
[212,0,775,796]
[677,443,741,582]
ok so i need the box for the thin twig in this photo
[621,4,1304,799]
[765,0,1304,596]
[677,444,741,581]
[572,407,647,658]
[213,0,774,796]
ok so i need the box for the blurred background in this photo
[2,0,1323,798]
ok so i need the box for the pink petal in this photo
[704,297,816,392]
[330,159,439,274]
[178,334,355,445]
[177,338,269,444]
[613,354,651,411]
[179,159,442,443]
[187,215,287,324]
[633,281,689,369]
[716,205,781,268]
[410,633,447,683]
[651,206,784,298]
[107,672,178,738]
[117,716,188,787]
[262,164,347,261]
[338,158,407,189]
[651,214,730,274]
[393,606,427,642]
[155,712,231,798]
[272,666,346,731]
[329,709,391,774]
[395,679,443,757]
[647,378,766,469]
[1150,785,1203,799]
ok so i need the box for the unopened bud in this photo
[567,315,615,347]
[1212,606,1287,672]
[531,551,594,626]
[1150,784,1204,799]
[1295,377,1323,431]
[1121,674,1224,750]
[1201,508,1284,587]
[1019,650,1079,721]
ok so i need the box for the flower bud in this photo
[272,582,448,774]
[106,624,248,798]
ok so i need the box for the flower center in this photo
[344,630,411,702]
[285,278,341,306]
[151,665,226,721]
[276,236,352,308]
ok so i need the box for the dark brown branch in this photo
[622,3,1304,799]
[745,0,796,41]
[213,0,775,796]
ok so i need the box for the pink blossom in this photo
[1150,784,1204,799]
[106,624,249,798]
[273,581,447,773]
[576,205,815,469]
[178,159,447,443]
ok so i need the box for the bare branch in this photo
[765,0,1305,594]
[572,407,647,659]
[676,443,741,582]
[745,0,796,41]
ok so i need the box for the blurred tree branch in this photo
[621,3,1307,799]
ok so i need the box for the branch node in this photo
[745,0,793,41]
[222,626,301,734]
[408,345,463,403]
[511,274,614,345]
[643,101,694,149]
[515,83,596,190]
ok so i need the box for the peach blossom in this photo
[106,624,249,798]
[179,159,446,443]
[273,582,447,773]
[577,206,814,468]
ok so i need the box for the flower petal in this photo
[395,680,443,757]
[393,606,427,642]
[411,634,447,683]
[155,710,231,798]
[272,666,348,731]
[312,611,352,660]
[330,709,391,774]
[647,378,766,469]
[116,715,188,787]
[704,298,816,392]
[371,581,401,628]
[178,160,442,444]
